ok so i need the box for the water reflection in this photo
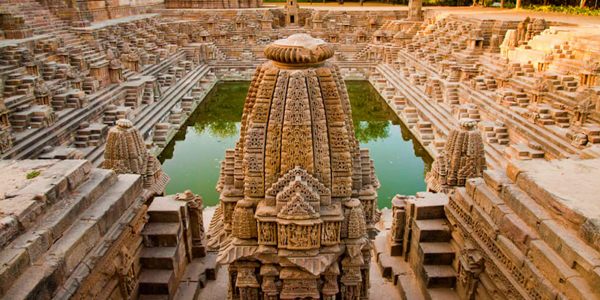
[158,82,247,204]
[346,81,433,207]
[159,81,432,208]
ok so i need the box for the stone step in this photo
[174,256,219,299]
[422,265,456,288]
[413,193,448,220]
[142,222,182,247]
[147,197,184,223]
[0,168,116,295]
[0,160,92,249]
[139,295,169,300]
[427,287,460,300]
[202,252,219,281]
[2,174,142,299]
[420,242,455,265]
[413,219,451,242]
[139,269,177,296]
[140,246,181,270]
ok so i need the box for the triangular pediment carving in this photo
[276,179,319,204]
[278,192,319,219]
[266,166,330,197]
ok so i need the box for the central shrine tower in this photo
[208,34,379,299]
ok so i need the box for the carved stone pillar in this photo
[177,190,205,258]
[341,254,363,300]
[322,264,340,299]
[456,249,485,300]
[407,0,423,21]
[260,265,279,300]
[360,243,372,299]
[389,195,407,256]
[235,262,260,300]
[228,264,240,300]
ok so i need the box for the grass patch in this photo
[26,170,41,179]
[523,5,600,16]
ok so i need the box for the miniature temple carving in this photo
[102,118,170,195]
[208,34,377,299]
[426,119,486,193]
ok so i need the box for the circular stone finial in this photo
[116,119,133,129]
[264,34,334,66]
[459,118,477,131]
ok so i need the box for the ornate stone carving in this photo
[426,119,486,193]
[102,118,170,195]
[208,34,374,299]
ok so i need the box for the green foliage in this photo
[524,5,600,15]
[346,81,397,143]
[26,170,41,179]
[191,82,247,138]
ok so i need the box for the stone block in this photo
[538,219,600,286]
[0,215,20,248]
[521,260,559,300]
[0,247,30,295]
[465,177,484,198]
[148,196,184,223]
[412,219,451,243]
[412,193,448,220]
[564,276,598,300]
[498,213,538,252]
[80,174,142,235]
[471,204,499,241]
[489,203,512,227]
[142,222,181,247]
[452,188,473,214]
[501,184,551,229]
[505,160,522,183]
[496,234,525,269]
[472,184,503,216]
[50,220,101,275]
[10,229,52,263]
[515,172,585,227]
[579,219,600,253]
[3,257,66,299]
[483,170,507,192]
[527,240,578,286]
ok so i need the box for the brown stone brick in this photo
[527,240,578,286]
[501,184,551,230]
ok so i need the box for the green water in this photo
[159,81,432,208]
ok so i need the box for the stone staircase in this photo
[406,196,458,299]
[139,196,217,299]
[0,160,144,299]
[0,0,69,37]
[505,142,545,160]
[139,200,188,297]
